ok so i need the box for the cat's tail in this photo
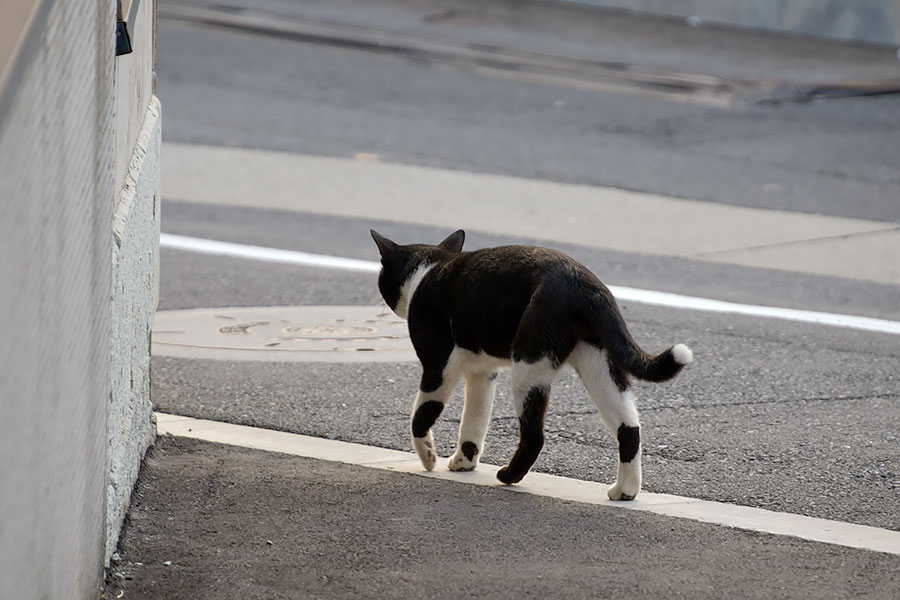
[582,289,693,382]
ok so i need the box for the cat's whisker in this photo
[373,299,391,317]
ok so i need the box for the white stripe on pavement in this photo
[160,233,900,336]
[155,413,900,556]
[609,285,900,336]
[161,232,380,273]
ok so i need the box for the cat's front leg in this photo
[410,357,462,471]
[411,392,441,470]
[448,371,498,471]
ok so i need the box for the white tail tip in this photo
[672,343,694,365]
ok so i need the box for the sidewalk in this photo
[103,425,900,599]
[160,143,900,286]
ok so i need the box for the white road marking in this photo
[161,233,379,273]
[160,233,900,336]
[609,285,900,336]
[156,413,900,556]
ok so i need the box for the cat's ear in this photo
[438,229,465,253]
[371,230,399,259]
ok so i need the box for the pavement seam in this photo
[157,3,750,107]
[154,412,900,556]
[690,225,900,259]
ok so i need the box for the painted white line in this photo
[160,233,380,273]
[155,413,900,556]
[609,285,900,336]
[160,233,900,336]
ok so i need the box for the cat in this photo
[371,228,692,500]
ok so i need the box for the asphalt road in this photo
[151,0,900,537]
[154,201,900,530]
[157,0,900,221]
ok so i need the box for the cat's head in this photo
[370,229,465,318]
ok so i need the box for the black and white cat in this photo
[371,229,692,500]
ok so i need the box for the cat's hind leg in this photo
[411,352,462,471]
[497,282,575,484]
[569,341,642,500]
[448,371,498,471]
[496,359,559,484]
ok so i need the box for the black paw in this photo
[496,467,524,485]
[461,441,478,461]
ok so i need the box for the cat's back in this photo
[417,244,604,357]
[427,244,604,313]
[445,244,596,285]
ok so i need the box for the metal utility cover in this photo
[152,306,417,362]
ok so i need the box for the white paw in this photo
[413,434,438,471]
[607,480,639,501]
[448,452,477,472]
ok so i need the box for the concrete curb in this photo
[156,413,900,556]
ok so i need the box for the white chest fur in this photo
[394,263,434,319]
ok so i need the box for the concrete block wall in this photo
[0,1,116,597]
[108,95,161,563]
[0,0,160,595]
[107,0,160,564]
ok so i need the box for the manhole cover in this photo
[152,306,417,362]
